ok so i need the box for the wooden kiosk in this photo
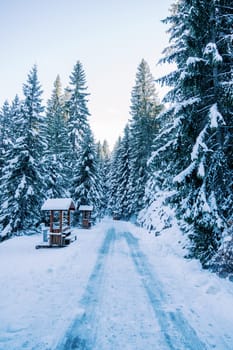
[79,205,93,228]
[41,198,76,247]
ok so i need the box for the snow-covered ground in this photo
[0,218,233,349]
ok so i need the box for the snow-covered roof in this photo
[41,198,75,211]
[79,205,93,212]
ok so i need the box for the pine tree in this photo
[108,137,122,217]
[151,0,233,267]
[65,61,105,220]
[10,95,22,140]
[0,66,46,236]
[71,128,103,222]
[0,102,9,185]
[114,125,131,219]
[138,107,177,233]
[96,140,111,215]
[65,61,90,163]
[128,59,163,217]
[46,75,68,156]
[44,75,69,198]
[0,100,15,232]
[0,101,12,160]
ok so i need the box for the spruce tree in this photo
[0,66,46,236]
[70,128,103,222]
[138,107,176,233]
[46,75,68,156]
[44,75,69,198]
[0,97,22,214]
[128,59,163,217]
[65,61,103,220]
[115,125,131,219]
[0,101,12,159]
[96,140,111,215]
[65,61,90,163]
[0,102,9,184]
[108,137,122,217]
[151,0,233,267]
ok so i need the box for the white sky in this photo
[0,0,174,148]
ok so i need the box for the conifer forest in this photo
[0,0,233,275]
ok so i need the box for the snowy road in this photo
[56,226,206,350]
[1,219,233,350]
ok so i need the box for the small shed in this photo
[41,198,75,246]
[79,205,93,228]
[113,211,121,220]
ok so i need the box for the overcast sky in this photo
[0,0,174,148]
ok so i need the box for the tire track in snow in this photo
[56,227,116,350]
[56,225,208,350]
[124,231,207,350]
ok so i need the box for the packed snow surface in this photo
[0,218,233,349]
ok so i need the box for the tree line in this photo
[0,0,232,274]
[0,62,105,236]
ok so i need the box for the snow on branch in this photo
[209,103,226,128]
[15,175,27,199]
[153,122,178,142]
[148,140,174,165]
[197,158,205,178]
[191,126,208,161]
[195,185,211,214]
[0,223,12,238]
[186,57,205,66]
[203,43,223,64]
[174,97,200,115]
[173,161,196,183]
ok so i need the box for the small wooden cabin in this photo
[113,211,121,220]
[79,205,93,228]
[41,198,75,246]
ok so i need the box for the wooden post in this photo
[59,210,63,232]
[50,210,54,232]
[67,210,70,226]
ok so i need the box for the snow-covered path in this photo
[1,218,233,349]
[56,226,206,350]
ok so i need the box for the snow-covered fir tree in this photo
[70,128,104,222]
[0,101,10,182]
[127,59,163,217]
[108,137,122,217]
[0,97,22,222]
[46,75,68,157]
[0,66,46,236]
[65,61,104,219]
[96,140,111,215]
[0,100,13,165]
[144,0,233,268]
[0,100,14,227]
[114,125,131,219]
[65,61,90,168]
[9,95,22,141]
[138,106,176,234]
[44,75,69,198]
